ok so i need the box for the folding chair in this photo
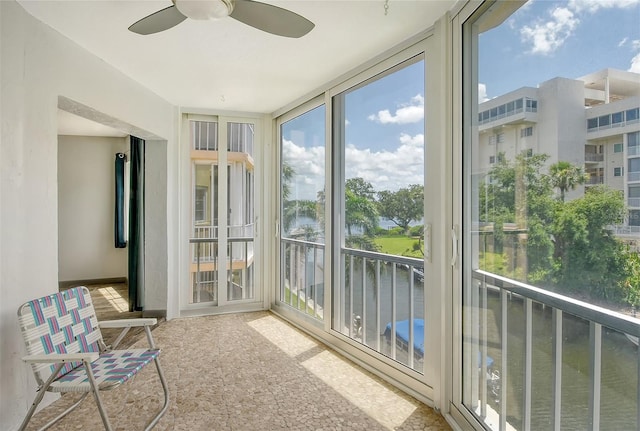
[17,286,169,431]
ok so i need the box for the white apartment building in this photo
[477,68,640,237]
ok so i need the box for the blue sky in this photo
[479,0,640,100]
[282,0,640,201]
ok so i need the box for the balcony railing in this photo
[467,270,640,431]
[629,172,640,182]
[189,236,255,303]
[607,224,640,237]
[586,176,604,185]
[192,224,253,262]
[281,238,325,321]
[338,247,425,373]
[584,153,604,162]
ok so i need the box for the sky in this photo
[282,0,640,202]
[479,0,640,101]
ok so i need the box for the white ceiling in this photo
[18,0,455,115]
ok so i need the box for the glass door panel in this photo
[226,122,255,301]
[188,117,258,307]
[332,57,426,374]
[461,2,640,430]
[279,105,326,320]
[191,120,219,304]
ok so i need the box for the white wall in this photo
[58,135,128,282]
[0,1,179,429]
[145,140,169,312]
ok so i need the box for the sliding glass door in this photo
[459,2,640,430]
[332,57,427,374]
[188,115,257,308]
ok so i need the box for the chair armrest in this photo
[99,318,157,328]
[22,352,99,364]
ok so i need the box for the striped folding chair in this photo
[17,286,169,431]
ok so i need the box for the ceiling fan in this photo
[128,0,315,38]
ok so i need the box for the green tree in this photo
[549,161,588,202]
[479,152,555,280]
[283,199,319,233]
[345,189,379,236]
[551,186,626,298]
[345,178,379,236]
[346,177,376,200]
[620,248,640,309]
[377,184,424,234]
[281,163,316,233]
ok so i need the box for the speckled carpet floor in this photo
[23,311,450,430]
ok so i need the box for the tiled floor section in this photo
[24,312,451,430]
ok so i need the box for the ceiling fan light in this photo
[175,0,233,20]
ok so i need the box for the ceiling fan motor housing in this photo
[174,0,234,20]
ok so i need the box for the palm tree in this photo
[549,161,588,202]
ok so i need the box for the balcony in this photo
[190,227,255,303]
[467,270,639,431]
[584,153,604,163]
[22,307,451,430]
[586,176,605,185]
[278,234,640,430]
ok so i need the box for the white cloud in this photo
[478,83,490,102]
[629,53,640,73]
[618,37,629,47]
[568,0,640,13]
[345,119,351,126]
[282,138,325,200]
[344,133,424,192]
[628,39,640,72]
[520,0,639,56]
[368,94,424,124]
[282,133,425,200]
[520,7,579,55]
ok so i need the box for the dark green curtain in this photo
[128,136,145,312]
[114,153,127,248]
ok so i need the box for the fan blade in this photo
[230,0,314,38]
[129,5,187,35]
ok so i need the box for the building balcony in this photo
[608,224,640,237]
[584,153,604,163]
[586,176,605,185]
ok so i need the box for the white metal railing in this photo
[588,116,639,133]
[468,270,640,431]
[192,224,253,262]
[189,236,254,303]
[629,198,640,208]
[339,247,425,373]
[608,224,640,236]
[586,176,604,185]
[629,146,640,157]
[281,238,325,321]
[584,153,604,162]
[629,172,640,182]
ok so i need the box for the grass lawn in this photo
[374,235,423,259]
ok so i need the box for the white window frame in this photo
[180,113,264,315]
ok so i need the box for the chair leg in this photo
[83,359,113,431]
[38,393,89,431]
[144,357,170,431]
[18,364,65,431]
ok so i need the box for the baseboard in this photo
[58,277,128,290]
[142,309,167,319]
